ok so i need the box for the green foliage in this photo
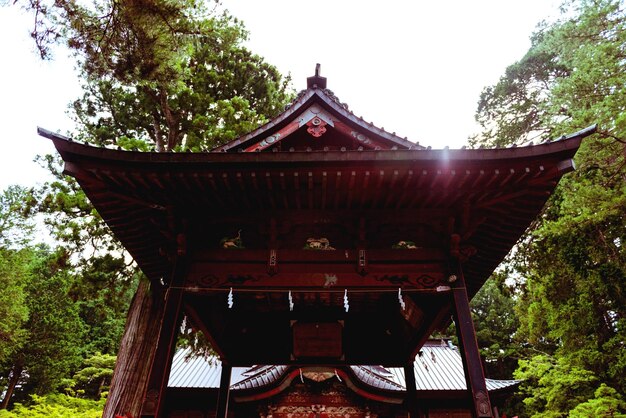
[15,0,292,151]
[471,272,521,379]
[515,355,597,417]
[471,27,570,147]
[15,248,85,396]
[68,12,291,151]
[0,394,104,418]
[568,384,626,417]
[0,246,86,408]
[0,250,29,368]
[472,0,626,147]
[0,186,37,248]
[68,353,116,400]
[70,255,137,355]
[472,1,626,416]
[35,154,119,255]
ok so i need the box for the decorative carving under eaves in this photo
[259,405,376,418]
[304,238,335,250]
[450,233,477,262]
[221,230,244,249]
[307,117,328,137]
[391,240,419,249]
[303,371,334,382]
[374,274,440,288]
[188,274,261,287]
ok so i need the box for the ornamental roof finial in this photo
[307,63,327,89]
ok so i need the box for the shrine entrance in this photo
[41,67,594,418]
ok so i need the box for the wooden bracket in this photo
[268,249,278,275]
[357,249,368,275]
[450,233,477,263]
[357,217,368,275]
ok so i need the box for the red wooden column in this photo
[215,363,232,418]
[451,264,493,418]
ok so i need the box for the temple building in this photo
[40,66,595,418]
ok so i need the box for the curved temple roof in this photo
[168,340,519,402]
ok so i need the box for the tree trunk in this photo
[102,280,165,418]
[0,364,23,409]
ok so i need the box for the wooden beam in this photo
[451,264,493,418]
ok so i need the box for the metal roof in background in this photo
[167,341,518,393]
[385,341,518,392]
[168,348,248,388]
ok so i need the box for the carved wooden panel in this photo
[256,381,385,418]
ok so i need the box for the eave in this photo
[39,125,595,300]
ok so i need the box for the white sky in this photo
[0,1,559,191]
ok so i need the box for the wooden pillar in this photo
[139,286,184,418]
[215,363,232,418]
[451,265,493,418]
[404,362,422,418]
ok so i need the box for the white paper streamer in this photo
[398,288,406,311]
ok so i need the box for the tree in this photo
[472,0,626,415]
[0,249,29,376]
[6,1,291,416]
[0,394,105,418]
[69,353,116,400]
[0,185,36,248]
[70,255,137,356]
[568,384,626,417]
[470,271,521,379]
[470,27,570,148]
[0,247,85,409]
[17,0,291,151]
[514,355,597,418]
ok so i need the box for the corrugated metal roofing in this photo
[384,341,518,392]
[168,342,518,393]
[168,348,248,388]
